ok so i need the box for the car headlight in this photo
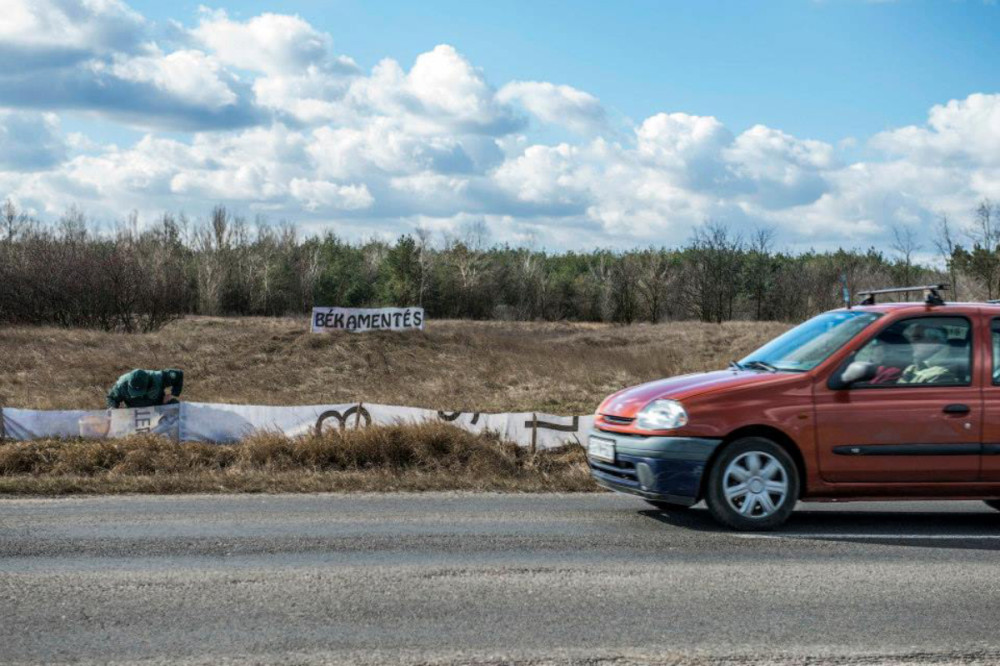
[635,399,688,431]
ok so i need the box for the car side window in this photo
[852,316,972,388]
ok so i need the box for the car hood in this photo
[598,369,797,417]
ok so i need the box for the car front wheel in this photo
[704,437,799,531]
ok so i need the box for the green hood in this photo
[126,370,157,399]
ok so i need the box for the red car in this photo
[589,286,1000,530]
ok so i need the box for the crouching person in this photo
[107,369,184,409]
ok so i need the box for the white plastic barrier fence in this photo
[0,403,592,450]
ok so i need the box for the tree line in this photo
[3,199,999,333]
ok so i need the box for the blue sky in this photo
[1,0,999,253]
[125,0,1000,143]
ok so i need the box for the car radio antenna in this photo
[856,284,949,306]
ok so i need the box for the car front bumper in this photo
[587,430,723,506]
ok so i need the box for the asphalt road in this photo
[3,493,1000,666]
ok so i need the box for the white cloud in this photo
[191,11,521,134]
[872,93,1000,167]
[636,112,731,168]
[403,45,521,134]
[0,0,145,68]
[390,172,470,199]
[0,2,260,131]
[252,66,356,124]
[308,120,476,179]
[109,49,238,109]
[493,143,591,206]
[498,81,607,134]
[723,125,836,208]
[289,179,374,211]
[633,113,739,192]
[192,9,334,74]
[318,45,524,135]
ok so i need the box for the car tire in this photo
[983,500,1000,512]
[704,437,799,531]
[644,500,692,512]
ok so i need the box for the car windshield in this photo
[739,310,881,372]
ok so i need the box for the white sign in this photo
[311,306,425,333]
[1,402,593,450]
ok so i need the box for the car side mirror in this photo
[832,361,877,389]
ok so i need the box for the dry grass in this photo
[0,422,594,494]
[0,317,789,413]
[0,318,789,495]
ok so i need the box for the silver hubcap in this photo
[722,451,788,519]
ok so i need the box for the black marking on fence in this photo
[523,415,579,432]
[315,405,372,435]
[437,411,481,425]
[526,414,581,454]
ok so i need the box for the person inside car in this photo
[868,330,911,385]
[897,325,958,385]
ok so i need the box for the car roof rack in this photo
[857,284,948,307]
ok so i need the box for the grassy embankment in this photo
[0,318,788,494]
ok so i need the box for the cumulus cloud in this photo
[4,123,375,217]
[191,12,524,138]
[403,45,522,134]
[490,114,840,239]
[498,81,607,135]
[192,9,334,74]
[723,125,836,208]
[0,0,145,69]
[289,179,374,211]
[301,45,524,135]
[0,1,260,131]
[493,143,591,207]
[872,93,1000,167]
[636,113,731,166]
[0,63,261,131]
[1,0,999,251]
[308,121,477,179]
[109,49,238,110]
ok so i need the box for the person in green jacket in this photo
[107,369,184,409]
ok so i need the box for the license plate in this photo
[588,436,616,462]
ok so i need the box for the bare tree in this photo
[890,223,921,285]
[933,213,959,299]
[2,199,29,242]
[683,221,744,323]
[513,249,549,319]
[415,226,433,307]
[606,254,640,324]
[960,200,1000,299]
[460,219,490,251]
[745,226,776,320]
[447,240,488,316]
[636,249,675,322]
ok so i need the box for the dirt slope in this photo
[0,317,788,412]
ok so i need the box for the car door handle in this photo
[943,404,970,415]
